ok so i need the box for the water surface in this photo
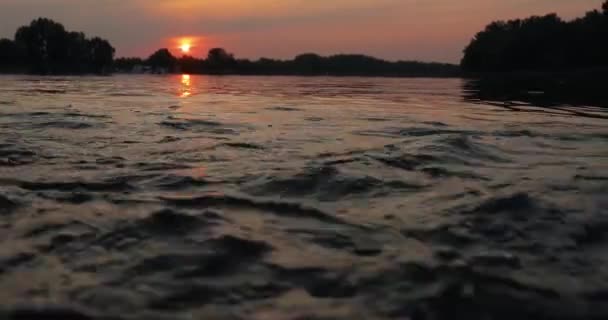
[0,75,607,319]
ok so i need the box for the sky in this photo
[0,0,602,63]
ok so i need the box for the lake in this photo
[0,75,607,319]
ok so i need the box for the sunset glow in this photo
[174,37,205,56]
[179,43,191,54]
[0,0,600,63]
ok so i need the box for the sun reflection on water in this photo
[180,74,192,98]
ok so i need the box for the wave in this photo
[17,178,133,192]
[0,194,18,214]
[371,154,442,170]
[470,192,537,214]
[244,165,425,201]
[136,209,209,235]
[421,135,511,164]
[161,193,357,227]
[353,127,474,138]
[133,162,192,171]
[420,167,488,180]
[218,142,265,150]
[159,117,245,135]
[149,175,213,190]
[0,76,606,319]
[0,144,37,166]
[1,306,96,320]
[38,191,94,204]
[20,88,67,94]
[266,106,302,111]
[35,121,97,130]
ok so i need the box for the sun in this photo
[174,36,203,55]
[179,42,191,54]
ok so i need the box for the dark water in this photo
[0,75,607,320]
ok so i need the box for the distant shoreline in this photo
[3,68,606,79]
[0,72,461,78]
[116,72,462,78]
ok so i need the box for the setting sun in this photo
[179,43,191,53]
[171,36,206,56]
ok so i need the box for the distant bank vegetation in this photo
[0,18,114,74]
[114,48,460,77]
[0,18,458,77]
[0,1,607,76]
[462,0,608,72]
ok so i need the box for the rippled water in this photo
[0,75,607,319]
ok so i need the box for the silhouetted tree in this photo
[206,48,234,64]
[65,32,89,73]
[462,2,608,72]
[178,55,203,74]
[137,47,460,77]
[4,18,459,76]
[15,18,68,74]
[87,37,115,74]
[114,57,144,72]
[243,58,290,75]
[8,18,115,74]
[0,39,22,71]
[146,48,176,72]
[462,14,566,71]
[603,0,608,14]
[325,54,388,75]
[294,53,325,74]
[205,48,236,73]
[0,39,16,58]
[567,9,608,67]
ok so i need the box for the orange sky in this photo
[0,0,602,62]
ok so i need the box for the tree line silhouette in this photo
[115,48,460,77]
[1,1,607,76]
[0,18,458,77]
[0,18,114,74]
[462,0,608,72]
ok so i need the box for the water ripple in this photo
[0,75,606,319]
